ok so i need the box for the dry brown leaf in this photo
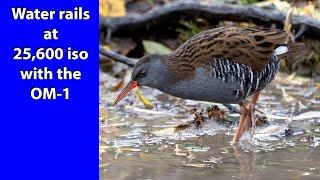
[207,105,227,120]
[255,115,268,126]
[111,80,124,92]
[174,122,191,131]
[194,111,204,126]
[110,38,137,56]
[100,0,126,17]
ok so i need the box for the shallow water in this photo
[100,72,320,179]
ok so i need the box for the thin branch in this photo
[223,104,241,114]
[223,104,265,116]
[99,45,137,67]
[294,24,308,40]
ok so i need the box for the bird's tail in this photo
[274,42,305,59]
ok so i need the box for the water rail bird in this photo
[113,26,305,143]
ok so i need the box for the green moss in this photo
[176,19,203,43]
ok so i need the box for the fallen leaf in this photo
[281,88,295,104]
[285,72,296,81]
[194,110,204,126]
[99,107,108,122]
[120,148,141,152]
[184,163,208,168]
[100,0,126,17]
[110,38,137,56]
[255,115,268,126]
[303,2,315,17]
[207,105,227,120]
[111,80,124,92]
[142,40,172,55]
[174,122,191,131]
[135,88,154,109]
[99,163,109,168]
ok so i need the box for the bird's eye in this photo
[137,71,146,78]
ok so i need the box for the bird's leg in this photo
[232,102,249,144]
[244,92,261,136]
[250,92,260,135]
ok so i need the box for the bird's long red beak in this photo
[113,80,138,106]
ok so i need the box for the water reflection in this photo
[233,145,256,180]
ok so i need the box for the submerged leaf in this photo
[184,163,209,168]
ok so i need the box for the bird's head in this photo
[113,54,170,105]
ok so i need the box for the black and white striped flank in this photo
[211,54,281,99]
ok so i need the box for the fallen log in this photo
[100,1,320,40]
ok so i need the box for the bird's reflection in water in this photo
[233,145,256,180]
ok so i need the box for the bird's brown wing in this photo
[173,26,289,71]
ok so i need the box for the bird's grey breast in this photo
[162,66,242,103]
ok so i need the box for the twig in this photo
[99,45,137,67]
[294,25,308,40]
[284,8,294,42]
[223,104,265,116]
[100,1,320,39]
[223,104,241,114]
